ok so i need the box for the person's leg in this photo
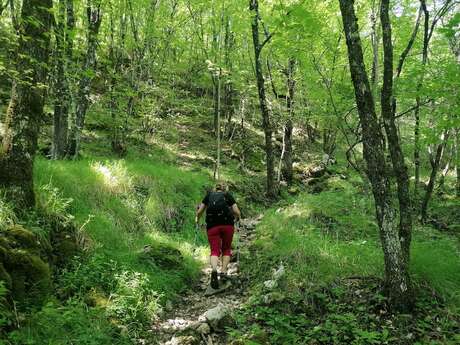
[207,226,222,289]
[220,225,235,274]
[210,255,219,271]
[207,227,221,271]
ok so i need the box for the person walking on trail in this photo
[195,182,241,290]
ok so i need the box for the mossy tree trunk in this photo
[339,0,413,311]
[0,0,53,208]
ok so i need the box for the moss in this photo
[3,224,40,251]
[84,289,109,308]
[138,244,183,269]
[0,262,12,290]
[5,249,51,303]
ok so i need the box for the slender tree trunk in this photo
[380,0,413,271]
[282,58,296,184]
[339,0,412,311]
[52,0,74,159]
[250,0,276,198]
[438,143,453,190]
[421,131,449,222]
[67,4,102,158]
[0,0,53,208]
[214,69,222,180]
[456,129,460,197]
[370,0,379,99]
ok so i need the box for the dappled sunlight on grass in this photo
[91,161,133,195]
[33,155,212,310]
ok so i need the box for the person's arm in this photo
[231,204,241,221]
[195,203,206,223]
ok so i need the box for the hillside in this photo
[1,1,459,344]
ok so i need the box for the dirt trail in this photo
[152,217,261,345]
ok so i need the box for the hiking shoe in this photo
[211,270,219,289]
[219,272,230,284]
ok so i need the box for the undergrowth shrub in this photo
[7,299,128,345]
[106,271,161,338]
[36,182,74,224]
[56,253,119,299]
[145,179,196,233]
[0,281,12,329]
[0,198,16,229]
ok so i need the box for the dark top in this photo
[202,191,236,230]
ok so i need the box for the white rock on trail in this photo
[203,303,230,329]
[196,322,211,335]
[165,335,196,345]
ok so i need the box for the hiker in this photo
[195,182,241,290]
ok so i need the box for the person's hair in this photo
[215,182,226,191]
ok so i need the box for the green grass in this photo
[232,174,460,344]
[34,154,211,292]
[3,151,214,344]
[246,175,460,308]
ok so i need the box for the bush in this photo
[7,299,129,345]
[106,271,161,338]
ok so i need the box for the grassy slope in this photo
[1,80,459,344]
[231,172,460,344]
[2,92,224,343]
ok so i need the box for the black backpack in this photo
[206,192,233,224]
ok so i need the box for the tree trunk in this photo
[52,0,74,159]
[250,0,276,198]
[457,129,460,197]
[67,4,102,158]
[380,0,413,270]
[0,0,53,208]
[370,0,379,99]
[282,58,296,184]
[421,131,449,222]
[339,0,412,311]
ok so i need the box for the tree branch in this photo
[396,5,422,78]
[260,32,273,50]
[395,99,433,119]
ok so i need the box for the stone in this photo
[165,300,173,311]
[196,322,211,335]
[272,264,285,281]
[165,335,198,345]
[263,280,277,290]
[203,303,231,329]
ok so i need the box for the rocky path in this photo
[152,217,262,345]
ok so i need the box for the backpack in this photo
[206,192,233,225]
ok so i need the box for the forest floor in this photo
[152,217,262,345]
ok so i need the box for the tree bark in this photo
[413,0,452,197]
[282,58,296,184]
[250,0,276,198]
[457,129,460,197]
[52,0,74,159]
[339,0,413,311]
[67,3,102,158]
[421,131,449,222]
[0,0,53,208]
[380,0,413,270]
